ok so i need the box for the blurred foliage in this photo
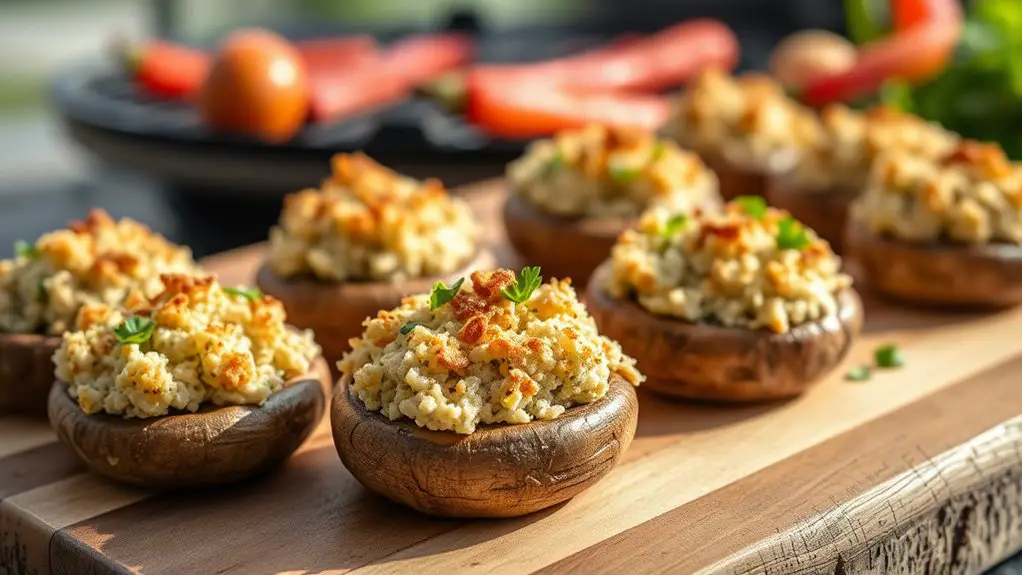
[845,0,890,44]
[878,0,1022,158]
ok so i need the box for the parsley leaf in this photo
[223,286,263,302]
[874,344,904,368]
[734,196,768,219]
[501,266,543,304]
[609,163,642,183]
[14,240,40,260]
[659,214,688,237]
[845,366,872,382]
[113,316,155,346]
[775,217,812,250]
[400,322,421,335]
[651,141,666,162]
[542,151,564,180]
[429,278,464,310]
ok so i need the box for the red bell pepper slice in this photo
[468,19,738,94]
[132,41,210,100]
[465,78,671,139]
[803,0,962,106]
[308,33,474,121]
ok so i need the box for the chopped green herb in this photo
[14,240,40,260]
[399,322,421,335]
[223,286,262,302]
[775,217,812,250]
[501,266,543,304]
[542,151,564,179]
[659,214,688,237]
[734,195,768,219]
[651,141,666,162]
[429,278,464,310]
[113,316,155,346]
[874,344,904,368]
[845,366,872,382]
[609,163,642,183]
[36,280,47,303]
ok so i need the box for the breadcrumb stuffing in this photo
[267,153,478,282]
[0,210,199,335]
[855,140,1022,244]
[506,124,720,218]
[53,274,320,419]
[607,202,852,333]
[339,269,643,434]
[662,69,819,173]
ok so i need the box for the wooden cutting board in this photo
[3,180,1022,575]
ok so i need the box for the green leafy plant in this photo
[113,316,155,346]
[734,196,768,220]
[399,322,421,335]
[543,151,564,179]
[609,163,642,183]
[429,278,464,310]
[775,217,811,250]
[501,266,543,304]
[223,286,263,302]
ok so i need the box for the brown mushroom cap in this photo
[0,332,61,417]
[701,151,771,201]
[765,176,860,255]
[502,193,630,286]
[331,372,638,518]
[847,222,1022,308]
[586,262,863,401]
[257,248,496,367]
[49,356,331,488]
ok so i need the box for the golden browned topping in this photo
[854,140,1022,244]
[662,69,820,172]
[608,199,852,333]
[0,210,200,334]
[53,273,320,418]
[507,124,720,217]
[788,105,959,189]
[267,153,479,282]
[339,267,643,434]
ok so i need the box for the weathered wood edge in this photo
[698,415,1022,575]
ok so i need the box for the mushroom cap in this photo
[257,248,496,366]
[586,261,863,401]
[49,356,332,488]
[847,222,1022,308]
[331,372,638,518]
[0,332,61,417]
[502,193,628,286]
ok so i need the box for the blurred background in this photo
[0,0,850,259]
[1,1,1022,572]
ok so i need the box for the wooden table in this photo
[2,182,1022,574]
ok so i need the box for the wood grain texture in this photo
[332,374,638,518]
[3,180,1022,575]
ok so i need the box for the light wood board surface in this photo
[2,180,1022,574]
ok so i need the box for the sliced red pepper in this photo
[892,0,962,30]
[294,35,378,70]
[467,19,737,94]
[804,0,962,107]
[132,41,210,100]
[465,78,671,139]
[308,33,474,122]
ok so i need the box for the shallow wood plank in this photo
[0,418,56,459]
[542,354,1022,574]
